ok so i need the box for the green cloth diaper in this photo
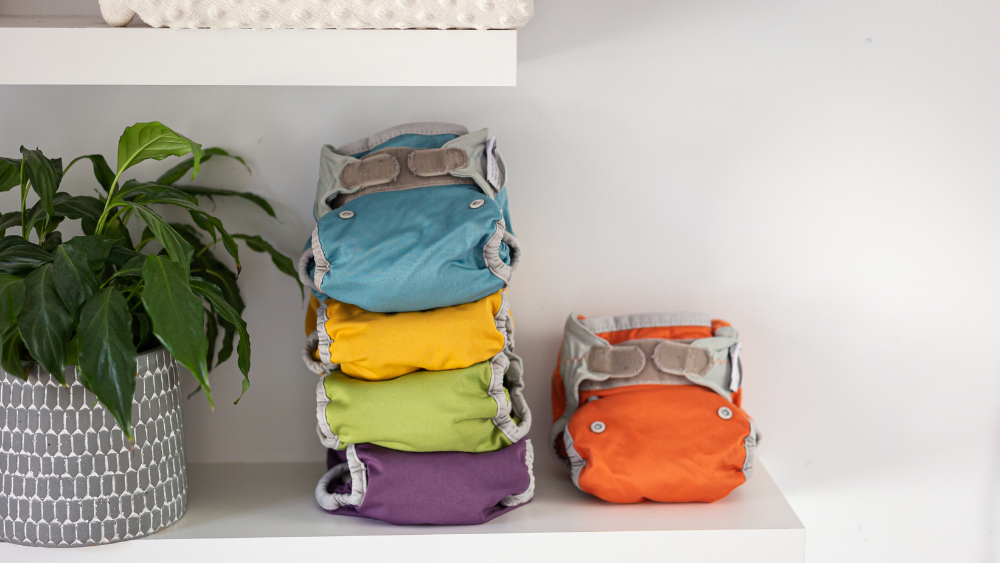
[316,350,530,453]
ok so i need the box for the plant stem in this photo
[19,158,27,239]
[196,240,221,258]
[94,170,125,235]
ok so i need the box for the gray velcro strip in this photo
[408,148,469,177]
[585,346,645,377]
[652,340,712,377]
[339,153,400,190]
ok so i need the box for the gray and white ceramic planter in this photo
[0,348,187,547]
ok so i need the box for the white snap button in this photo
[718,407,733,420]
[470,199,485,209]
[338,210,355,219]
[590,421,606,433]
[586,396,599,403]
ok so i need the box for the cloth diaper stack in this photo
[298,123,534,525]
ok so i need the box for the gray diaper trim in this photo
[729,342,742,392]
[496,290,514,351]
[316,377,340,450]
[563,427,586,490]
[487,349,531,445]
[742,418,757,481]
[483,220,521,285]
[302,332,327,375]
[297,244,321,294]
[328,176,474,210]
[485,136,506,191]
[549,314,610,470]
[501,439,535,507]
[309,228,331,293]
[442,128,496,198]
[316,124,492,219]
[579,312,712,335]
[335,123,469,157]
[314,299,336,371]
[315,444,367,510]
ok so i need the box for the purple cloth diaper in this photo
[316,439,535,526]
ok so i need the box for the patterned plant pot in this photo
[0,348,187,547]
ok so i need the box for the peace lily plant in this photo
[0,122,300,442]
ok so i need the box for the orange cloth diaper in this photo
[550,312,756,503]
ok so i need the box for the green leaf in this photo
[0,211,20,236]
[0,273,26,337]
[118,180,197,204]
[107,244,142,269]
[53,195,105,222]
[156,148,250,186]
[63,235,116,273]
[78,287,137,440]
[200,262,243,366]
[66,333,79,366]
[205,307,218,371]
[133,311,154,352]
[117,195,232,273]
[0,157,21,193]
[217,317,236,367]
[52,243,100,317]
[171,223,205,247]
[197,213,240,275]
[20,148,62,221]
[0,236,54,274]
[116,122,204,179]
[23,199,51,236]
[175,185,275,218]
[103,217,135,250]
[124,202,193,276]
[0,324,26,379]
[18,264,74,384]
[190,278,250,403]
[40,231,62,253]
[141,255,210,406]
[188,211,218,242]
[113,255,146,279]
[233,234,303,298]
[66,155,116,192]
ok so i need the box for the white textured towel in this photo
[99,0,533,29]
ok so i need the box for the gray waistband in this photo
[334,122,469,157]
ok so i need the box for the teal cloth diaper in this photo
[298,123,520,313]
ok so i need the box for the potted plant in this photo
[0,122,300,546]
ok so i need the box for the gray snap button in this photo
[590,421,606,433]
[470,199,485,209]
[339,210,355,219]
[717,407,733,420]
[586,396,600,403]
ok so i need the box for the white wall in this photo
[1,0,997,561]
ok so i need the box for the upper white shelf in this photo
[0,456,805,563]
[0,16,516,86]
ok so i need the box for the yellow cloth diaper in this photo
[304,290,512,381]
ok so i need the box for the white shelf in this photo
[0,16,516,86]
[0,456,805,562]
